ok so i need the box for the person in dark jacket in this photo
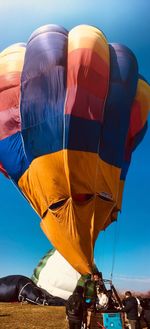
[66,286,85,329]
[140,298,150,328]
[122,291,138,329]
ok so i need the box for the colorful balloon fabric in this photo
[32,248,81,300]
[32,248,99,300]
[0,25,150,274]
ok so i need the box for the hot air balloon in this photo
[32,248,101,300]
[31,248,81,300]
[0,25,150,274]
[0,274,65,305]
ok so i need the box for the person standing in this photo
[141,298,150,329]
[122,291,138,329]
[84,272,106,328]
[66,286,85,329]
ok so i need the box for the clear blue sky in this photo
[0,0,150,292]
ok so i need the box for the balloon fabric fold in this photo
[0,25,150,274]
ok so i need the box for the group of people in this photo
[65,271,150,329]
[66,271,118,329]
[122,291,150,329]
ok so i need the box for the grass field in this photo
[0,303,68,329]
[0,303,105,329]
[0,302,148,329]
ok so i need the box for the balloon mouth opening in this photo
[72,194,93,202]
[48,194,93,211]
[49,199,68,210]
[42,192,113,218]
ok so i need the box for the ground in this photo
[0,303,67,329]
[0,303,104,329]
[0,303,148,329]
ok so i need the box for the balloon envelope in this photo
[0,25,150,273]
[32,248,81,300]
